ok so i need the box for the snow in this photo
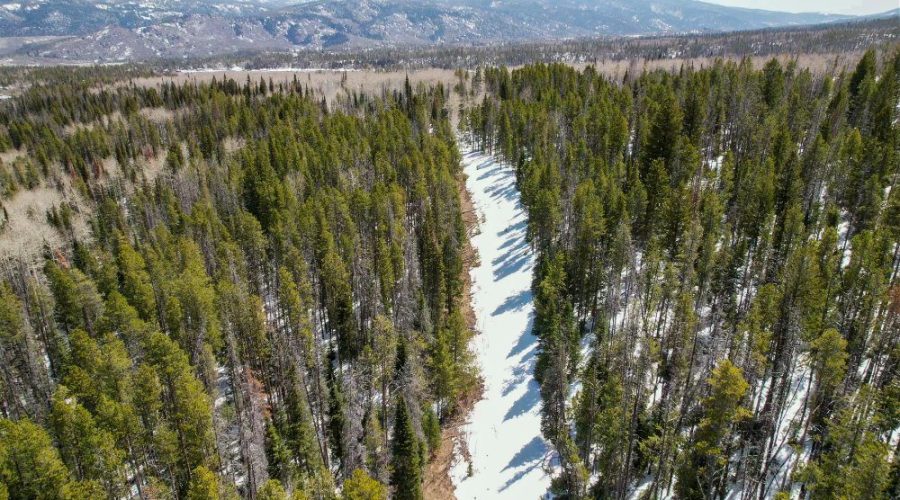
[765,354,812,497]
[450,145,553,499]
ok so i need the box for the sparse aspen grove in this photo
[462,48,899,498]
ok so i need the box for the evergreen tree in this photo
[257,479,289,500]
[186,465,219,500]
[0,418,73,499]
[49,386,126,497]
[390,400,422,500]
[342,469,388,500]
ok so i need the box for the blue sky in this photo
[707,0,897,15]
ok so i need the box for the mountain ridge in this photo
[0,0,891,62]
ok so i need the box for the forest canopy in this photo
[0,74,475,499]
[462,47,899,498]
[0,38,896,499]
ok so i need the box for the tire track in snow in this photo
[451,146,552,499]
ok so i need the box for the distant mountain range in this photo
[0,0,892,62]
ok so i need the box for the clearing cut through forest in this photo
[450,145,553,498]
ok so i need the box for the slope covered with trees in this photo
[463,47,899,498]
[0,73,475,499]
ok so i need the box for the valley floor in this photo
[450,146,553,499]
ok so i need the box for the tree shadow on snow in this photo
[499,436,549,492]
[502,345,537,397]
[477,165,505,181]
[492,289,532,316]
[493,249,532,282]
[498,230,529,254]
[502,314,537,398]
[500,311,539,412]
[503,380,542,421]
[492,222,532,282]
[475,159,495,170]
[499,218,527,237]
[485,179,519,203]
[506,313,536,359]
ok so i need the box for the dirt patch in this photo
[423,167,484,500]
[424,380,482,500]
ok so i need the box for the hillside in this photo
[0,0,867,62]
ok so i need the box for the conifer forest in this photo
[462,48,900,498]
[0,14,897,500]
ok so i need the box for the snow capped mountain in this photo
[0,0,870,61]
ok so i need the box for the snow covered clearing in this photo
[451,146,553,499]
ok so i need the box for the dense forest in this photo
[0,73,476,499]
[0,30,898,500]
[178,17,898,72]
[462,47,899,498]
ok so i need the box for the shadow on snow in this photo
[492,289,533,316]
[499,436,549,492]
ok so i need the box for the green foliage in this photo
[342,469,388,500]
[676,360,749,499]
[0,77,474,497]
[422,405,441,455]
[45,261,103,336]
[114,235,157,322]
[49,386,125,496]
[390,401,422,500]
[800,402,892,499]
[0,418,73,499]
[465,50,899,497]
[186,466,219,500]
[257,479,289,500]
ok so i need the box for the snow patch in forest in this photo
[765,353,812,497]
[450,145,553,499]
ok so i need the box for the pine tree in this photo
[342,469,388,500]
[0,418,73,499]
[266,418,295,488]
[535,252,577,460]
[49,386,126,497]
[801,401,892,499]
[186,465,219,500]
[44,261,103,336]
[390,400,422,500]
[0,281,50,421]
[257,479,289,500]
[115,235,157,323]
[143,332,215,492]
[676,360,749,499]
[573,349,624,497]
[808,328,848,431]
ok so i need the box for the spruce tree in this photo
[390,400,422,500]
[676,360,749,499]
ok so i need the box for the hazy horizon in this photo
[706,0,897,15]
[245,0,898,17]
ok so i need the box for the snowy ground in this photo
[451,146,553,499]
